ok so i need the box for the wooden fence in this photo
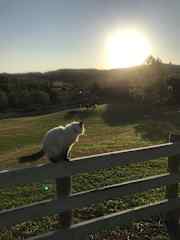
[1,134,180,239]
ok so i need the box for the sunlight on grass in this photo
[0,105,179,239]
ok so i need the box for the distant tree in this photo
[129,85,145,104]
[30,90,50,106]
[18,90,32,108]
[48,89,59,104]
[8,91,18,108]
[0,76,9,91]
[145,55,162,66]
[167,75,180,104]
[8,90,31,108]
[0,90,8,110]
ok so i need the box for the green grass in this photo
[1,105,180,239]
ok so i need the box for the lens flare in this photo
[42,185,49,191]
[106,29,151,68]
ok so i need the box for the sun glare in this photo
[106,29,151,68]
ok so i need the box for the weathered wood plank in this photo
[165,134,180,240]
[0,143,180,187]
[55,156,72,228]
[28,198,180,240]
[1,173,180,228]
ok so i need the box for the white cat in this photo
[19,121,85,163]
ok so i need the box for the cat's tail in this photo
[19,149,44,163]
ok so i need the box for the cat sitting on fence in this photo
[19,121,85,163]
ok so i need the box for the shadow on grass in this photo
[64,108,97,121]
[101,104,146,126]
[102,104,180,142]
[135,111,180,142]
[135,121,176,142]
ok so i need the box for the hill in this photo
[1,63,180,84]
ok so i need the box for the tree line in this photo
[0,56,180,113]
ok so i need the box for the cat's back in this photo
[43,125,65,143]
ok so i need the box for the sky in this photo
[0,0,180,73]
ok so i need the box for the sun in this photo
[106,29,151,68]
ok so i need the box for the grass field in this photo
[1,105,180,239]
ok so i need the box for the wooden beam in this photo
[0,143,180,187]
[55,156,72,228]
[28,198,180,240]
[166,134,180,240]
[1,173,180,228]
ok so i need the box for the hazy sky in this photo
[0,0,180,73]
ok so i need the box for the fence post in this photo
[56,157,72,228]
[166,134,180,240]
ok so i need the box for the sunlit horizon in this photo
[1,1,180,73]
[0,57,179,74]
[105,29,152,69]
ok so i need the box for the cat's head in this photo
[71,121,85,135]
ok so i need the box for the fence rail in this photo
[0,135,180,239]
[1,173,180,229]
[0,142,179,187]
[29,198,180,240]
